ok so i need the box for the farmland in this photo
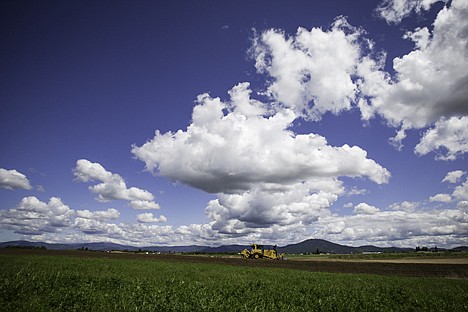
[1,249,467,311]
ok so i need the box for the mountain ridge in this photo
[1,239,464,254]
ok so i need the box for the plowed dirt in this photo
[2,249,467,279]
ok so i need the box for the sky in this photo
[0,0,467,248]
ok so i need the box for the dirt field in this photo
[289,256,468,264]
[3,248,468,279]
[363,258,468,264]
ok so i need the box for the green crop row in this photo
[0,253,467,311]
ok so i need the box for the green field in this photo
[1,252,467,311]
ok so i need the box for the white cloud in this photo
[0,168,32,190]
[389,201,419,211]
[457,201,468,211]
[7,1,466,248]
[76,208,120,220]
[0,197,73,235]
[251,1,468,159]
[252,17,364,121]
[74,159,159,209]
[129,200,160,210]
[353,202,380,215]
[205,179,342,234]
[136,213,167,223]
[129,2,465,240]
[376,0,446,24]
[3,196,466,249]
[429,193,452,202]
[442,170,466,183]
[453,178,468,201]
[133,83,390,233]
[346,187,368,196]
[73,218,121,235]
[366,0,468,154]
[415,116,468,160]
[318,207,468,247]
[133,83,390,195]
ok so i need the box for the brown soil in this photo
[2,248,467,279]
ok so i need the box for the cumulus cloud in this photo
[442,170,466,183]
[376,0,446,24]
[366,0,468,153]
[346,187,368,196]
[13,1,463,248]
[74,159,160,209]
[129,200,160,210]
[73,218,122,235]
[353,202,380,215]
[440,170,468,202]
[133,82,390,233]
[133,83,390,193]
[457,201,468,211]
[17,198,468,248]
[206,179,342,234]
[250,1,468,159]
[76,208,120,220]
[252,17,366,121]
[318,206,468,247]
[128,1,466,240]
[4,196,465,249]
[73,214,167,238]
[415,116,468,160]
[136,213,167,223]
[389,201,419,211]
[0,168,32,190]
[40,221,180,246]
[429,193,452,202]
[453,178,468,201]
[0,197,73,235]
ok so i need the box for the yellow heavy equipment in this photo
[240,244,284,260]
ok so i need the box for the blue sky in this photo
[1,0,467,248]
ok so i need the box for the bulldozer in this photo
[240,244,284,260]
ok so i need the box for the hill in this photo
[279,239,414,254]
[0,239,459,254]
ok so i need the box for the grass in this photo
[1,252,467,311]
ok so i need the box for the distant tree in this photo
[421,246,429,252]
[415,246,421,251]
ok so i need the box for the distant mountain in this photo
[0,240,219,253]
[201,244,250,253]
[280,239,412,254]
[279,239,356,254]
[0,240,139,251]
[143,245,207,253]
[0,239,463,254]
[451,246,468,252]
[355,245,413,253]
